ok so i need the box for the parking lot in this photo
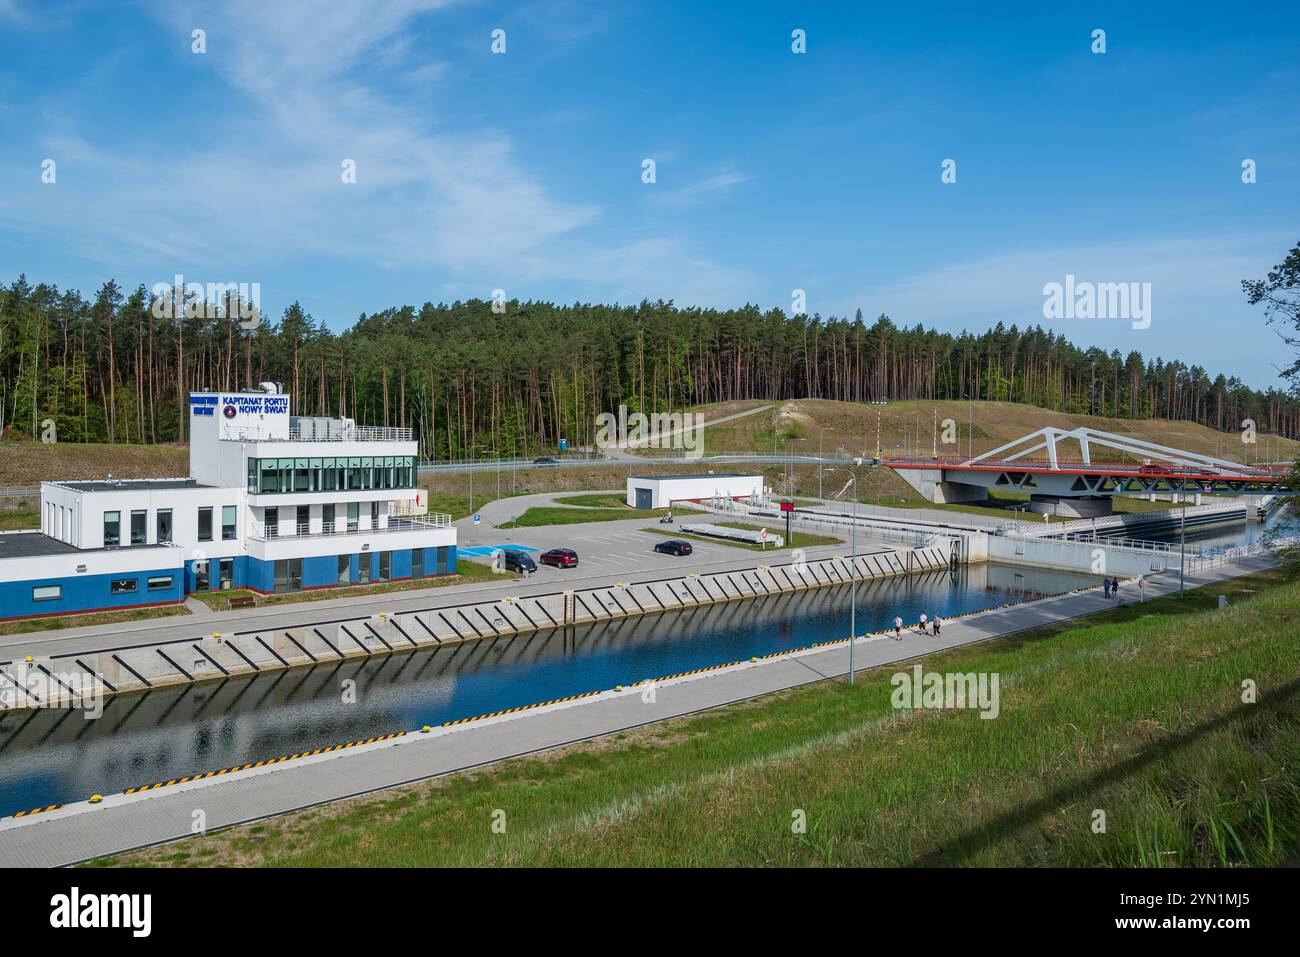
[455,514,841,584]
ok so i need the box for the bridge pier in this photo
[1024,495,1112,518]
[893,467,987,504]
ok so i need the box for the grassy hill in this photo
[693,397,1300,465]
[0,442,187,487]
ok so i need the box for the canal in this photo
[1,561,1097,813]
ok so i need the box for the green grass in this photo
[421,489,530,522]
[0,508,39,531]
[552,493,630,508]
[502,505,699,528]
[0,603,191,637]
[99,564,1300,868]
[643,521,841,552]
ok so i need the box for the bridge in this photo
[890,426,1291,517]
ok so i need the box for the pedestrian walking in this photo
[932,614,942,636]
[893,615,903,640]
[918,612,928,635]
[1111,576,1120,600]
[1103,578,1111,599]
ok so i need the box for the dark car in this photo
[501,549,537,573]
[654,540,693,557]
[532,456,559,466]
[540,548,579,568]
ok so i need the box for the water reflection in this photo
[0,561,1100,812]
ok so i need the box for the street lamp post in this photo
[1179,482,1187,598]
[823,464,860,685]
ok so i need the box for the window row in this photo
[101,506,236,546]
[247,456,417,494]
[32,575,173,603]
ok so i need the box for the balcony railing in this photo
[247,513,452,542]
[228,425,414,443]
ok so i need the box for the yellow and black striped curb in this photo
[120,732,407,797]
[442,690,603,726]
[12,803,64,819]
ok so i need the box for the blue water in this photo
[0,561,1109,813]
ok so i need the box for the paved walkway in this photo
[0,554,1274,867]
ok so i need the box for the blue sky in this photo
[1,0,1297,388]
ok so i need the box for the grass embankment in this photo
[643,521,841,552]
[0,604,191,637]
[102,564,1300,868]
[187,563,505,612]
[0,441,187,486]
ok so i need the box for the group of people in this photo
[1102,576,1121,600]
[891,612,941,640]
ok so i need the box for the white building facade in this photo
[0,386,456,621]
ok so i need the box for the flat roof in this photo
[55,479,201,493]
[0,532,175,560]
[628,473,760,481]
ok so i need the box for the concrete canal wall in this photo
[0,545,952,709]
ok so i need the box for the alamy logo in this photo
[49,887,151,937]
[1042,274,1151,330]
[890,665,1000,719]
[595,404,705,458]
[151,274,260,327]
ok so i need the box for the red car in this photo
[1137,463,1170,474]
[539,548,579,568]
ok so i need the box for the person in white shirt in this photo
[918,612,929,635]
[893,615,903,640]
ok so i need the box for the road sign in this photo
[473,514,481,525]
[779,501,794,512]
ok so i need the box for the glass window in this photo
[33,585,62,601]
[260,460,278,493]
[358,552,371,584]
[347,502,359,532]
[193,560,209,591]
[131,509,147,545]
[296,505,309,534]
[111,578,138,594]
[219,558,234,589]
[156,509,173,543]
[247,460,257,493]
[103,511,121,547]
[265,507,279,538]
[322,503,335,533]
[198,507,213,542]
[338,554,350,585]
[412,548,424,578]
[147,575,173,591]
[370,501,379,528]
[377,551,390,582]
[222,505,237,540]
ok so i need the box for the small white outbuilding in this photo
[625,474,765,509]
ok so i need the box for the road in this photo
[0,553,1275,867]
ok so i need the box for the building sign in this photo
[190,392,290,438]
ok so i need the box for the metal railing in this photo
[247,513,451,541]
[230,425,414,443]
